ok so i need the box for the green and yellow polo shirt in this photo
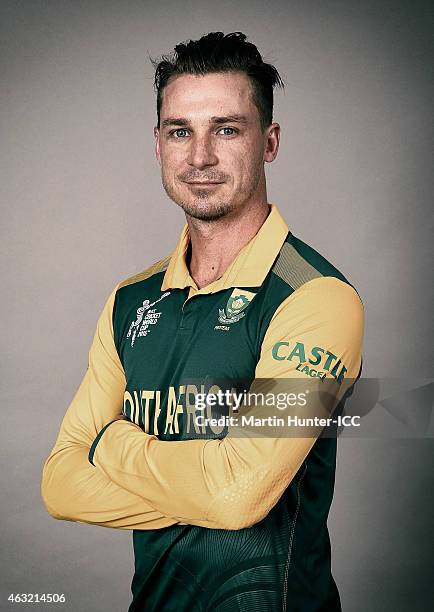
[42,204,364,611]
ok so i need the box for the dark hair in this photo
[152,32,284,131]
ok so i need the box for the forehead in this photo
[160,72,258,121]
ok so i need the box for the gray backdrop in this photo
[1,1,433,610]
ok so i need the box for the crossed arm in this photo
[41,277,363,531]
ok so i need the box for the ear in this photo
[264,123,280,163]
[154,127,161,164]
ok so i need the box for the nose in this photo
[186,133,218,169]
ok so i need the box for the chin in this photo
[176,196,234,222]
[163,180,236,221]
[183,205,231,222]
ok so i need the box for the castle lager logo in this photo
[272,340,348,383]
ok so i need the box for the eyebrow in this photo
[211,115,248,125]
[161,114,248,128]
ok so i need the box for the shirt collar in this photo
[161,203,289,294]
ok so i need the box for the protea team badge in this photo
[218,289,256,324]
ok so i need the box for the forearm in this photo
[41,444,178,530]
[91,410,317,530]
[91,372,354,530]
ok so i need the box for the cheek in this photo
[235,150,259,182]
[231,138,262,173]
[160,148,181,177]
[222,146,248,173]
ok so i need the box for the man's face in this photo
[154,71,279,221]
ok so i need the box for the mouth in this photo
[185,181,224,186]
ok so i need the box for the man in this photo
[41,32,364,611]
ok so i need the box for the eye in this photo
[217,127,238,136]
[171,128,189,138]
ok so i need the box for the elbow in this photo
[42,498,64,521]
[41,461,71,521]
[206,469,287,530]
[41,486,63,520]
[207,491,269,530]
[41,476,63,520]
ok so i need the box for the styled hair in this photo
[152,32,284,130]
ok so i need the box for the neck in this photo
[187,198,270,289]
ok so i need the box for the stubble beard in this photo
[161,168,262,222]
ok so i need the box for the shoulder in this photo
[268,230,362,305]
[103,254,172,320]
[260,232,364,355]
[272,231,351,289]
[116,254,172,291]
[107,254,172,344]
[271,276,364,338]
[269,231,364,331]
[259,238,364,381]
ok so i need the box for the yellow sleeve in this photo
[92,277,364,530]
[40,285,178,530]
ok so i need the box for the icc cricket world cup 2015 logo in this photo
[127,292,171,347]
